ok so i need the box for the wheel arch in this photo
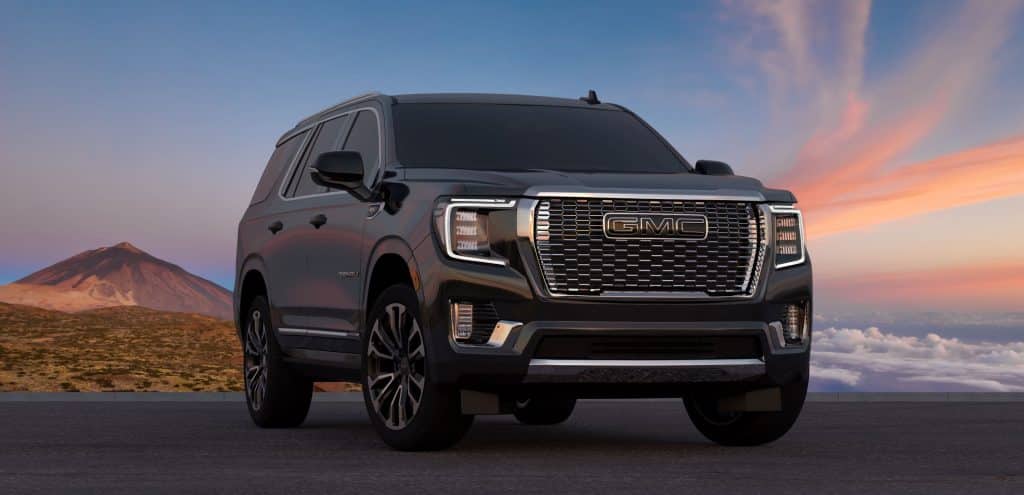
[236,255,269,339]
[363,237,423,326]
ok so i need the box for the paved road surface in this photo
[1,401,1021,493]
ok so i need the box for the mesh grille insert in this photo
[534,198,764,296]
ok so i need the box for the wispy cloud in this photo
[805,136,1024,237]
[811,326,1024,392]
[727,0,1024,237]
[728,0,870,105]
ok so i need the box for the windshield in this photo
[392,103,689,173]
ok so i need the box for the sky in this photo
[2,0,1023,323]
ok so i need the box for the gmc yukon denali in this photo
[234,91,812,450]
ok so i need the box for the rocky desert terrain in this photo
[0,302,242,391]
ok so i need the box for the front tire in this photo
[242,295,313,428]
[361,284,473,451]
[513,397,576,425]
[684,379,807,446]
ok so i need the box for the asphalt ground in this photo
[0,400,1021,494]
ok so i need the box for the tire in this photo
[683,379,807,446]
[512,397,576,425]
[361,284,473,451]
[242,295,313,428]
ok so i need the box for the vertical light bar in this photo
[782,303,808,345]
[451,302,474,341]
[770,205,805,269]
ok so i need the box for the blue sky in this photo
[2,0,1023,310]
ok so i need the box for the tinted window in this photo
[250,130,308,205]
[288,115,350,197]
[393,103,688,173]
[342,110,379,185]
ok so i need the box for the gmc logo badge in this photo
[603,213,708,240]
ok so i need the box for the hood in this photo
[400,168,796,203]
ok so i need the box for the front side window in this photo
[342,110,380,187]
[393,103,688,173]
[287,115,350,197]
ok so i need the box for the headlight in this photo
[770,205,806,269]
[433,198,517,265]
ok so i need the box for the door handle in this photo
[268,221,283,234]
[309,214,327,229]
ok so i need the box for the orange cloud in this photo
[800,135,1024,238]
[787,95,952,210]
[819,262,1024,311]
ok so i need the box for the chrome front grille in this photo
[534,198,765,297]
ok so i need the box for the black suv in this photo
[235,92,812,450]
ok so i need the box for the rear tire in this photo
[242,295,313,428]
[361,284,473,451]
[684,379,807,446]
[513,397,576,425]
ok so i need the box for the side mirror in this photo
[311,151,372,200]
[694,160,734,176]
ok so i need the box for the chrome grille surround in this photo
[532,197,767,298]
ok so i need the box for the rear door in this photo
[265,115,351,332]
[251,129,313,330]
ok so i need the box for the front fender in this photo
[363,236,425,313]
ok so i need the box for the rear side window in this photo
[249,130,308,205]
[287,115,350,198]
[342,110,380,187]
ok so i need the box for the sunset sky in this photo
[2,0,1023,316]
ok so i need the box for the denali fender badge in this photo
[602,213,709,240]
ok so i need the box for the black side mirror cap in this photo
[311,151,373,200]
[694,160,734,176]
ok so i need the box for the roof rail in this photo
[295,91,383,127]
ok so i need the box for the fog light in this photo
[782,303,808,345]
[451,302,474,341]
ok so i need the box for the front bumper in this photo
[413,232,813,397]
[524,358,767,384]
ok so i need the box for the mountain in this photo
[0,242,232,320]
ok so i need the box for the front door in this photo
[272,114,363,341]
[301,107,383,342]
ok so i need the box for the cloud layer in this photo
[810,326,1024,392]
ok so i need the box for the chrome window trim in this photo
[276,91,381,145]
[277,106,384,203]
[441,199,517,266]
[524,194,768,300]
[769,204,807,269]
